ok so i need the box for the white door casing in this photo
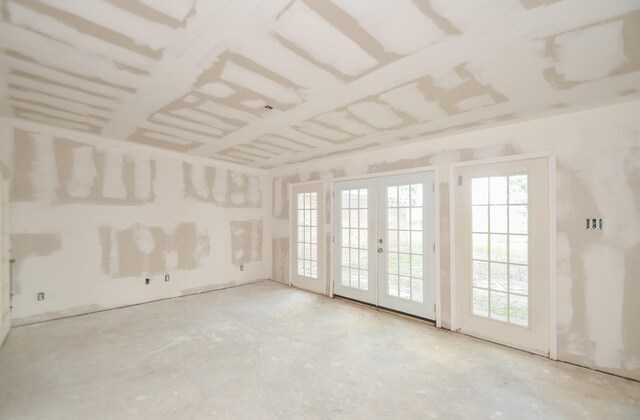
[290,182,326,295]
[453,157,550,355]
[0,171,10,347]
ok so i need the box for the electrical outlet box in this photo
[37,292,45,301]
[586,218,603,230]
[164,274,170,282]
[145,278,150,285]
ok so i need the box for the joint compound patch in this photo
[183,163,262,208]
[229,220,263,267]
[99,223,210,278]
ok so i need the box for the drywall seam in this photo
[1,116,268,175]
[1,1,639,166]
[268,96,640,176]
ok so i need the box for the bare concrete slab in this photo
[0,280,638,419]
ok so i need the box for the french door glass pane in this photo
[472,288,489,316]
[340,189,369,290]
[472,261,488,288]
[471,175,530,326]
[297,192,318,279]
[387,183,424,303]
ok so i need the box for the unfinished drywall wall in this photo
[0,116,271,324]
[230,220,263,267]
[10,233,61,294]
[182,162,261,207]
[99,223,209,278]
[270,99,640,381]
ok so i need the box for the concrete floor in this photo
[0,281,638,419]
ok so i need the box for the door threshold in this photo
[333,294,435,325]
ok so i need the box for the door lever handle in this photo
[377,248,383,253]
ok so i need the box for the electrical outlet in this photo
[145,278,150,285]
[586,218,603,230]
[240,265,244,272]
[164,274,170,282]
[37,292,45,301]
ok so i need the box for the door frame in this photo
[449,151,557,360]
[288,180,327,295]
[376,171,436,319]
[331,166,442,327]
[332,177,378,305]
[0,168,10,347]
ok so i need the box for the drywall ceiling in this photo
[0,0,639,168]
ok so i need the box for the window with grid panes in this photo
[471,175,529,326]
[340,189,369,290]
[386,184,424,303]
[297,192,318,279]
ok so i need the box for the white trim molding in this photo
[449,151,557,358]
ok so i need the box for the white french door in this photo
[333,178,377,304]
[290,182,325,294]
[453,157,549,355]
[378,174,436,319]
[333,172,436,320]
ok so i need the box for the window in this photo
[297,192,318,279]
[386,184,424,303]
[471,175,529,326]
[340,189,369,290]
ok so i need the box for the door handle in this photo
[377,248,383,253]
